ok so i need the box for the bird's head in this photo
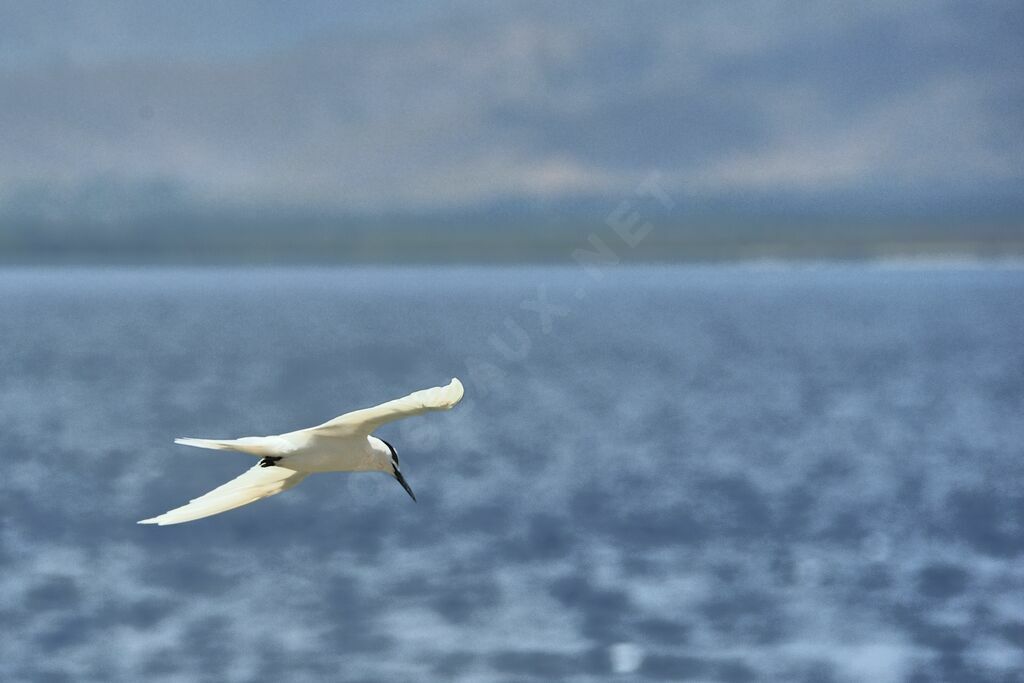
[378,438,416,502]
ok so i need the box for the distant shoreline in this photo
[2,239,1023,266]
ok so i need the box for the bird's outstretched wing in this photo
[138,466,308,525]
[301,378,464,438]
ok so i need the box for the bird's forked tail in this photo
[174,436,283,456]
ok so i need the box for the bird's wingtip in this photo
[138,517,160,525]
[448,377,465,405]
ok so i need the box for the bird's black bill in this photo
[394,469,416,502]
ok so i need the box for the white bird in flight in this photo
[139,378,464,526]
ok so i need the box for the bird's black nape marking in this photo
[380,438,399,467]
[258,456,283,468]
[381,438,415,501]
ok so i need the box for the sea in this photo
[0,263,1022,682]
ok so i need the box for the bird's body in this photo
[280,434,386,473]
[139,378,464,525]
[175,433,390,473]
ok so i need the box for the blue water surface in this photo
[1,264,1022,682]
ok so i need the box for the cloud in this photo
[691,73,1020,193]
[0,1,1020,221]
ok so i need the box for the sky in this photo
[0,0,1022,235]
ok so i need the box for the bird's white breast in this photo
[283,435,382,473]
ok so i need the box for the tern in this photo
[139,378,464,525]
